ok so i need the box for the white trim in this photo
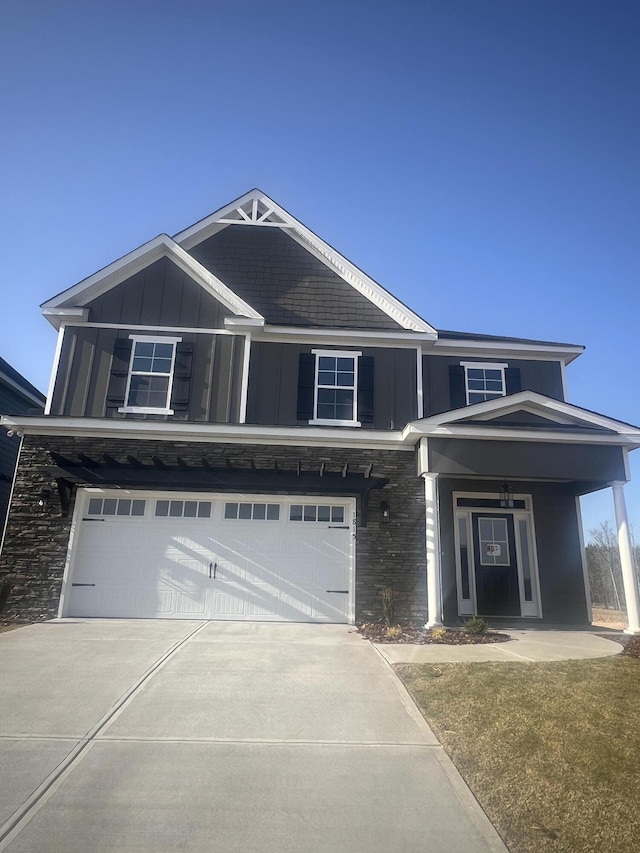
[575,495,593,623]
[118,335,182,415]
[560,361,568,400]
[424,473,443,627]
[406,423,640,446]
[433,337,583,364]
[239,333,251,424]
[460,361,509,369]
[44,325,65,415]
[612,482,640,634]
[173,189,436,335]
[57,489,84,619]
[453,512,475,616]
[0,434,23,556]
[0,370,45,410]
[416,345,424,419]
[311,349,362,427]
[469,403,574,425]
[62,321,237,336]
[41,234,264,326]
[254,326,433,347]
[0,415,410,450]
[405,390,640,436]
[622,446,631,482]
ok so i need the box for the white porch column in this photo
[612,481,640,635]
[423,472,443,627]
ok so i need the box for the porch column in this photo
[612,481,640,635]
[423,473,443,627]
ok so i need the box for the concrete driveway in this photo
[0,620,506,852]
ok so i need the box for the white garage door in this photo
[62,490,355,623]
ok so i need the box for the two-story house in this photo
[2,189,639,632]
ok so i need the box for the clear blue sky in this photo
[1,0,639,539]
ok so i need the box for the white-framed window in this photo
[119,335,182,414]
[461,362,508,405]
[289,504,345,523]
[310,350,361,427]
[224,502,280,521]
[86,497,146,517]
[155,500,212,518]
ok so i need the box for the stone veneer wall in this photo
[0,435,426,623]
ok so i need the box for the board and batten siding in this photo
[84,257,233,328]
[50,327,245,424]
[245,342,418,429]
[422,354,565,415]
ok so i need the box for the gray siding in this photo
[190,225,403,330]
[423,354,565,414]
[50,327,244,424]
[438,478,589,624]
[85,258,232,328]
[427,438,627,484]
[246,342,417,429]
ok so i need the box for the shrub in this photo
[430,626,448,642]
[381,586,395,627]
[464,616,488,635]
[386,625,403,640]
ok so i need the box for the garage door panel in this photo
[66,493,354,623]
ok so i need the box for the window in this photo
[289,504,345,523]
[86,497,146,517]
[119,336,181,414]
[310,350,361,426]
[224,502,280,520]
[461,362,508,405]
[155,500,211,518]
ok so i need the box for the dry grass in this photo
[591,607,627,630]
[396,658,640,853]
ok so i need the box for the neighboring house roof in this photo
[437,329,583,349]
[0,357,46,409]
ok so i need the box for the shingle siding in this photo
[189,226,403,330]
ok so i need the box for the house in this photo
[0,358,45,540]
[1,189,639,633]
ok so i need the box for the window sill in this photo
[118,407,175,415]
[309,419,362,428]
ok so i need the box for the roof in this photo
[437,329,584,349]
[0,357,46,408]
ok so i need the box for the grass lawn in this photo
[396,656,640,853]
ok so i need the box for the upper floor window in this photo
[461,362,508,405]
[310,350,361,426]
[119,335,182,414]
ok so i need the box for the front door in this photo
[472,513,521,617]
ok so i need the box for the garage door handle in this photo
[209,562,217,579]
[328,525,349,529]
[326,590,349,594]
[72,583,96,587]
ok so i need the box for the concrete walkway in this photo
[0,620,507,853]
[376,627,624,664]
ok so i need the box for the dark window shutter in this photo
[296,352,315,420]
[505,367,522,395]
[106,339,133,407]
[171,342,194,412]
[357,356,374,424]
[449,364,466,409]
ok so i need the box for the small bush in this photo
[381,586,396,627]
[464,616,488,635]
[0,578,12,614]
[430,626,448,642]
[386,625,403,640]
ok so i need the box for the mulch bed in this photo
[358,622,512,644]
[596,633,640,657]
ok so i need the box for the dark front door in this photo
[472,513,521,617]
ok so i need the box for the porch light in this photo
[380,501,390,522]
[38,487,51,508]
[499,483,514,509]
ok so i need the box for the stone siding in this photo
[0,435,426,623]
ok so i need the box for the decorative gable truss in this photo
[175,189,437,337]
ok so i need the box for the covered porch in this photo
[406,392,640,634]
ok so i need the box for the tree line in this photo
[586,521,640,611]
